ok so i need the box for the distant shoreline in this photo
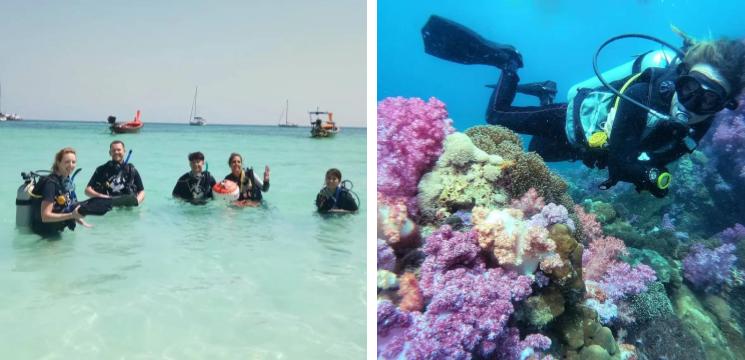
[9,119,367,129]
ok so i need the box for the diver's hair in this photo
[52,147,77,174]
[188,151,205,161]
[228,152,242,165]
[683,39,745,98]
[110,140,125,150]
[325,168,342,180]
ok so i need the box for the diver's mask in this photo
[675,71,737,115]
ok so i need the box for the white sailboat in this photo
[0,83,21,121]
[189,86,206,126]
[277,99,298,128]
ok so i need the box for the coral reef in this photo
[378,97,454,213]
[417,133,511,222]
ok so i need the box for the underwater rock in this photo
[672,284,735,359]
[554,305,620,359]
[627,317,705,360]
[702,293,745,357]
[546,224,582,287]
[579,344,612,360]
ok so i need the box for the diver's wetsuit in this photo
[87,160,144,196]
[30,173,74,236]
[316,187,359,213]
[489,67,713,195]
[487,69,573,162]
[172,171,217,204]
[224,168,269,201]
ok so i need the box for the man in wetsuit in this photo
[85,140,145,205]
[316,168,359,213]
[172,151,217,204]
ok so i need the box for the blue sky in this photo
[0,0,366,126]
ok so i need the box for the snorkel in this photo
[593,33,686,122]
[123,149,133,166]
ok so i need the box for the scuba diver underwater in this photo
[421,15,745,198]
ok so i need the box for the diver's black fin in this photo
[421,15,523,70]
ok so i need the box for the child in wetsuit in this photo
[315,168,359,213]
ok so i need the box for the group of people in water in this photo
[28,140,359,237]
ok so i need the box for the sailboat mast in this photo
[285,99,289,125]
[194,86,198,119]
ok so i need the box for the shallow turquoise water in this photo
[0,121,366,358]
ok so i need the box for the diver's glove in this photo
[634,167,671,198]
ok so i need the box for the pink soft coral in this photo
[511,188,545,217]
[577,206,656,305]
[377,97,453,214]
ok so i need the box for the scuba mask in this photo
[675,71,737,114]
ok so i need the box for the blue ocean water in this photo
[379,0,743,130]
[0,120,366,358]
[378,1,745,359]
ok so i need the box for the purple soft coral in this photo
[720,223,745,244]
[599,262,657,301]
[683,243,738,292]
[377,97,453,211]
[529,203,576,233]
[378,239,396,271]
[418,225,484,298]
[381,267,544,359]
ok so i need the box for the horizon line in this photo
[13,118,368,129]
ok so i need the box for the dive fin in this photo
[422,15,523,70]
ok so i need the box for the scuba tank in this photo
[16,171,50,228]
[567,49,677,101]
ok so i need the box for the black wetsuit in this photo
[172,171,217,204]
[224,168,269,201]
[30,174,75,236]
[87,161,144,197]
[316,187,359,213]
[489,67,712,196]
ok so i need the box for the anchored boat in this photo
[309,108,338,138]
[109,110,143,134]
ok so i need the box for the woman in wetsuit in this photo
[422,15,745,198]
[224,152,271,207]
[31,147,91,236]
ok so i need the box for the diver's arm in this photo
[41,201,82,223]
[606,84,656,186]
[251,168,270,192]
[136,190,145,205]
[85,168,110,199]
[316,189,335,212]
[652,118,713,165]
[85,185,111,199]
